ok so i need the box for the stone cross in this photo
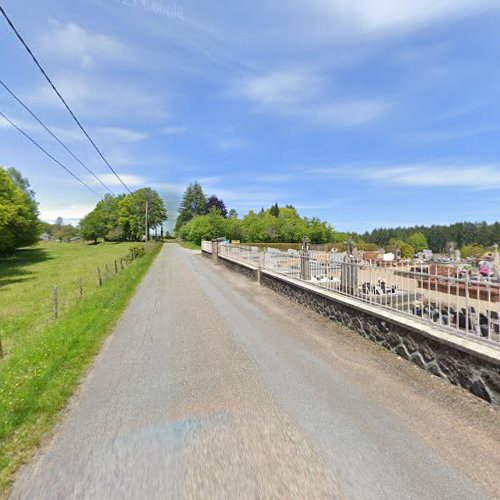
[346,236,354,256]
[301,236,310,253]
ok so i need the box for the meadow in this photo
[0,242,133,358]
[0,241,161,495]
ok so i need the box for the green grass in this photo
[0,242,137,357]
[177,240,201,250]
[0,242,161,496]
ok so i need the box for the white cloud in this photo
[234,68,389,127]
[41,21,130,69]
[39,203,96,222]
[367,164,500,189]
[237,70,322,108]
[298,0,500,38]
[91,173,146,188]
[305,163,500,189]
[152,182,186,195]
[312,100,390,127]
[30,73,167,120]
[257,174,297,183]
[159,125,187,136]
[93,127,148,143]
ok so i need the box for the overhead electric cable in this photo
[0,4,133,194]
[0,110,101,198]
[0,79,116,196]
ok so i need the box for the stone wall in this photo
[218,255,258,281]
[260,271,500,406]
[200,249,500,406]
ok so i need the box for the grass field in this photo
[0,242,161,495]
[177,240,201,250]
[0,242,135,358]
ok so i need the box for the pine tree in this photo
[270,203,280,218]
[175,182,208,233]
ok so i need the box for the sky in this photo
[1,0,500,233]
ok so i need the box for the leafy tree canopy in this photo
[80,189,167,242]
[0,166,40,254]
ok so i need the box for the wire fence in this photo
[209,242,500,348]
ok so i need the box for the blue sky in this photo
[1,0,500,233]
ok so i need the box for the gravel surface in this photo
[12,244,500,499]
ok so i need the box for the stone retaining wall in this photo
[218,255,258,281]
[202,247,500,405]
[261,271,500,405]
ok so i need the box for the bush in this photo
[127,245,146,260]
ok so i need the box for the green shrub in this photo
[128,245,146,260]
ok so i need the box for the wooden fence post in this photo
[97,267,102,287]
[53,286,59,320]
[105,264,110,279]
[114,260,118,274]
[120,258,124,271]
[79,277,83,299]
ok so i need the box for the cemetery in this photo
[204,238,500,344]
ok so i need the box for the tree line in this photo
[40,218,80,242]
[176,182,499,258]
[362,222,500,253]
[79,189,167,242]
[176,182,344,245]
[1,166,498,257]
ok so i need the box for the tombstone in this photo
[454,249,461,262]
[423,249,433,261]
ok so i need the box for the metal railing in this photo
[201,241,212,253]
[212,242,500,348]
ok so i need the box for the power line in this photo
[0,110,102,198]
[0,79,116,196]
[0,4,133,194]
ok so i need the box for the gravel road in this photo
[12,244,500,499]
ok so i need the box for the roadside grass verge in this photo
[0,243,161,496]
[177,240,201,250]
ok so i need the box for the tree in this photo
[460,244,484,260]
[407,232,428,252]
[80,189,167,242]
[0,167,41,254]
[118,188,167,241]
[270,203,280,218]
[175,182,208,234]
[400,242,415,259]
[180,208,226,244]
[206,195,228,218]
